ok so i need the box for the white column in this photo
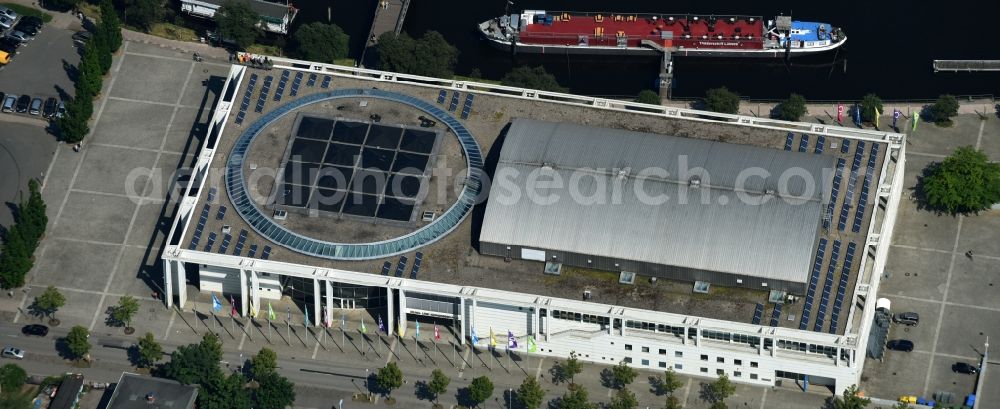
[836,347,841,367]
[313,279,321,327]
[386,287,395,336]
[758,338,764,355]
[695,327,701,347]
[682,326,687,345]
[620,318,626,337]
[250,270,260,317]
[176,261,187,308]
[239,269,248,317]
[164,259,173,308]
[532,306,539,338]
[458,297,465,345]
[399,289,407,330]
[325,280,333,328]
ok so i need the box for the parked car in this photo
[893,312,919,326]
[29,97,42,115]
[886,339,914,352]
[2,94,15,112]
[21,324,48,337]
[56,100,65,118]
[71,30,92,47]
[0,92,4,104]
[0,347,24,359]
[21,16,43,29]
[0,42,15,55]
[0,5,18,20]
[952,362,979,374]
[14,22,39,37]
[0,15,13,30]
[7,31,31,43]
[15,94,30,113]
[0,36,20,51]
[42,97,57,118]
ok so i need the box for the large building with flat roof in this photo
[161,52,906,395]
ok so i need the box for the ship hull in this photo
[481,35,845,59]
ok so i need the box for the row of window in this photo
[551,310,611,325]
[622,357,761,380]
[623,344,759,367]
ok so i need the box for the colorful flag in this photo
[507,330,518,349]
[892,109,900,128]
[211,294,222,312]
[230,296,237,317]
[434,325,441,341]
[341,313,346,329]
[360,317,367,333]
[397,320,406,337]
[836,104,844,123]
[249,300,257,318]
[286,306,291,322]
[378,315,385,333]
[911,113,919,131]
[323,308,329,328]
[415,321,420,339]
[527,336,538,353]
[267,302,276,320]
[854,104,861,125]
[471,327,479,345]
[489,327,497,347]
[304,307,310,327]
[874,106,881,128]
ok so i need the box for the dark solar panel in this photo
[437,90,447,104]
[261,246,272,260]
[784,133,794,151]
[297,117,335,140]
[233,229,247,256]
[382,261,391,275]
[395,256,408,277]
[218,233,231,254]
[216,206,227,220]
[815,136,825,154]
[752,303,763,324]
[798,134,809,152]
[247,244,258,258]
[331,121,369,144]
[769,304,782,327]
[307,73,317,87]
[800,238,827,330]
[204,232,217,252]
[824,158,846,229]
[321,76,331,88]
[449,91,459,111]
[841,139,850,153]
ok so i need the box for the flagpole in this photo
[268,318,272,341]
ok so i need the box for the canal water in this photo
[300,0,999,100]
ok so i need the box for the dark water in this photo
[296,0,999,100]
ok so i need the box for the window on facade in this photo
[750,373,758,380]
[700,354,708,361]
[675,351,683,358]
[716,369,725,375]
[641,359,650,366]
[750,362,759,368]
[703,329,733,342]
[734,359,742,366]
[625,344,632,351]
[659,362,667,368]
[716,357,724,363]
[659,349,667,355]
[700,367,708,373]
[734,371,742,377]
[624,357,632,363]
[642,347,649,353]
[688,328,697,339]
[675,363,683,370]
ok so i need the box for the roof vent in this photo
[764,188,775,196]
[688,176,701,188]
[616,168,630,180]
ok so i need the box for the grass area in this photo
[453,75,501,85]
[333,57,356,67]
[148,22,199,42]
[77,1,100,23]
[246,43,282,56]
[1,2,53,22]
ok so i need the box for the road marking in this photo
[312,340,320,359]
[535,356,545,378]
[89,142,184,155]
[68,187,166,202]
[905,151,948,159]
[922,215,963,395]
[238,332,247,350]
[975,120,985,149]
[41,141,60,190]
[164,309,177,340]
[47,236,154,249]
[759,387,768,409]
[385,337,397,365]
[890,243,1000,262]
[107,96,201,110]
[882,293,1000,313]
[11,288,31,324]
[124,51,230,67]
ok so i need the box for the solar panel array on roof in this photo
[798,134,809,152]
[247,244,258,258]
[838,141,866,231]
[274,70,289,101]
[829,242,856,334]
[256,76,272,112]
[437,90,447,104]
[290,71,303,96]
[307,73,317,87]
[814,240,841,332]
[824,158,846,230]
[784,133,794,151]
[461,94,475,119]
[381,261,391,276]
[395,256,407,277]
[236,73,257,125]
[799,238,827,330]
[815,135,825,154]
[204,232,217,252]
[449,91,459,111]
[218,233,232,254]
[752,303,763,324]
[261,246,272,260]
[410,251,423,279]
[320,75,331,89]
[853,144,879,232]
[769,304,782,327]
[233,229,247,256]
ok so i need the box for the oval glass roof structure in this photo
[226,88,484,260]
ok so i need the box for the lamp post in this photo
[507,387,512,409]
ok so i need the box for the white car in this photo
[7,31,31,43]
[0,6,18,20]
[1,346,24,360]
[0,16,13,30]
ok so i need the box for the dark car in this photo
[893,312,919,326]
[14,22,38,37]
[887,339,914,352]
[0,36,20,51]
[953,362,979,374]
[15,94,30,113]
[42,97,57,118]
[21,324,48,337]
[0,42,15,55]
[71,30,92,47]
[19,16,42,30]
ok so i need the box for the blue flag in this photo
[892,109,900,128]
[508,330,518,349]
[415,321,420,338]
[378,315,385,333]
[304,307,310,327]
[211,294,222,312]
[854,104,861,125]
[471,327,479,345]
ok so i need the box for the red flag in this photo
[837,104,844,123]
[434,325,441,340]
[230,296,237,317]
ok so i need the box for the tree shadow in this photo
[413,380,434,402]
[698,382,717,404]
[54,336,75,360]
[548,361,567,385]
[104,305,125,327]
[546,396,564,409]
[599,368,616,389]
[61,59,79,83]
[126,343,142,367]
[648,375,665,395]
[455,386,475,408]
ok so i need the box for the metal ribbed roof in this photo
[480,119,835,283]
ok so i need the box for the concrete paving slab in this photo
[946,257,1000,310]
[73,144,159,196]
[957,211,1000,257]
[31,287,105,329]
[934,304,997,358]
[890,199,960,251]
[50,191,136,243]
[162,107,205,155]
[180,65,231,109]
[861,351,930,401]
[905,116,981,157]
[108,245,162,297]
[90,99,174,150]
[977,362,1000,409]
[881,246,950,301]
[125,201,172,248]
[126,41,200,61]
[923,354,978,405]
[30,239,119,292]
[92,296,172,339]
[883,297,940,351]
[976,118,1000,160]
[41,146,82,210]
[141,152,182,200]
[109,53,191,104]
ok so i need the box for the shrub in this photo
[703,87,740,114]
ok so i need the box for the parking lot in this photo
[861,115,1000,408]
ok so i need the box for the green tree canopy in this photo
[516,376,545,409]
[46,0,79,11]
[199,373,250,409]
[428,368,450,403]
[112,295,140,328]
[637,89,660,105]
[136,332,163,368]
[0,179,47,289]
[377,31,458,78]
[34,286,65,319]
[77,38,104,99]
[117,0,162,31]
[467,376,494,408]
[99,0,123,52]
[252,371,296,409]
[162,333,224,385]
[831,385,871,409]
[609,361,637,389]
[501,66,567,93]
[0,363,27,393]
[921,146,1000,213]
[560,384,595,409]
[217,0,260,49]
[660,368,684,396]
[777,93,807,121]
[704,87,740,114]
[292,22,350,63]
[608,388,638,409]
[860,93,883,123]
[65,326,91,360]
[251,347,278,379]
[563,351,582,384]
[57,96,92,144]
[928,94,960,125]
[705,374,736,404]
[664,395,683,409]
[376,362,403,397]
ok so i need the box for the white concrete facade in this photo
[161,60,907,395]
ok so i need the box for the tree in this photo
[609,361,637,389]
[921,146,1000,213]
[705,374,736,404]
[65,326,91,360]
[57,96,92,144]
[252,371,296,409]
[860,93,883,123]
[0,363,27,393]
[563,351,582,384]
[427,369,450,404]
[928,94,960,125]
[467,376,493,408]
[560,384,595,409]
[34,286,65,321]
[119,0,163,31]
[660,368,684,396]
[93,19,113,73]
[892,403,913,409]
[162,333,224,385]
[608,388,638,409]
[637,89,660,105]
[376,362,403,397]
[777,93,807,121]
[500,66,567,93]
[112,295,140,330]
[831,385,870,409]
[200,373,250,409]
[217,0,261,49]
[664,395,683,409]
[710,402,729,409]
[516,376,545,409]
[136,332,163,368]
[45,0,79,11]
[292,22,349,63]
[377,31,458,78]
[251,347,278,379]
[77,39,104,99]
[100,0,123,52]
[703,87,740,114]
[0,179,47,289]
